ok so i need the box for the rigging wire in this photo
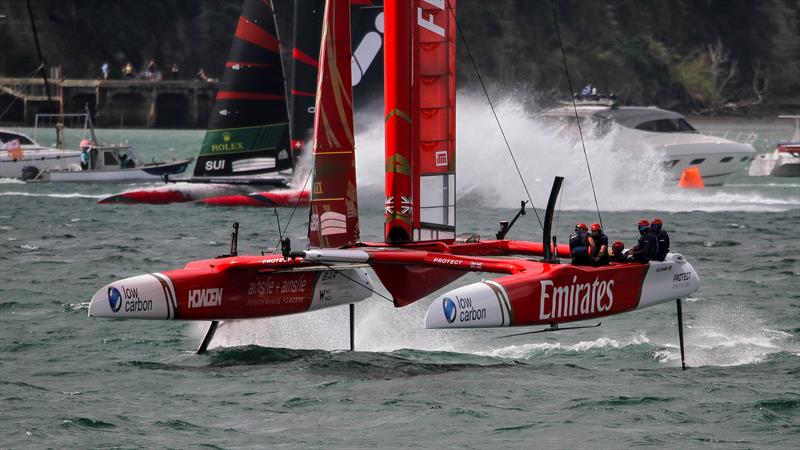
[549,0,604,229]
[0,64,44,120]
[270,164,314,254]
[448,4,544,230]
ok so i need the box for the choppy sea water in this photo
[1,112,798,448]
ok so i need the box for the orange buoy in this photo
[678,166,704,189]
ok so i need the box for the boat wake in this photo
[352,94,799,213]
[654,303,798,367]
[480,333,651,360]
[0,191,103,199]
[197,287,797,369]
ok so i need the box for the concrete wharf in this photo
[0,77,218,128]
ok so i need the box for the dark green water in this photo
[1,116,798,448]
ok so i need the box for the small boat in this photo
[748,115,800,177]
[0,129,81,180]
[38,145,192,183]
[541,91,756,186]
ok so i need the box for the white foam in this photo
[351,94,799,213]
[0,178,25,184]
[481,333,651,359]
[654,304,798,367]
[200,294,469,353]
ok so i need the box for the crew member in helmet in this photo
[651,218,670,261]
[589,223,609,266]
[609,240,627,262]
[79,139,92,170]
[569,223,594,265]
[627,219,657,263]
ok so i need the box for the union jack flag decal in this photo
[384,196,394,214]
[401,196,413,215]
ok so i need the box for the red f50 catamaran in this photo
[90,0,699,367]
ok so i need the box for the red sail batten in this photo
[235,16,280,54]
[216,91,285,100]
[291,89,315,97]
[293,48,320,68]
[308,0,359,249]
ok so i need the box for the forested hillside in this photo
[1,0,797,114]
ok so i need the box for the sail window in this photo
[740,156,750,162]
[690,158,705,165]
[720,156,733,163]
[420,174,455,228]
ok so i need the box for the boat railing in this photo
[34,113,92,149]
[702,130,759,145]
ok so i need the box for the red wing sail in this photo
[308,0,360,249]
[384,0,456,244]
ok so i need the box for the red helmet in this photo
[638,219,649,228]
[591,223,601,232]
[651,218,663,231]
[80,139,91,148]
[612,241,624,252]
[576,223,588,231]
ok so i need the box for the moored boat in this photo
[37,144,191,182]
[0,129,81,180]
[748,115,800,177]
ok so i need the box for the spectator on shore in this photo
[146,60,157,80]
[196,68,208,82]
[122,62,134,79]
[101,62,109,80]
[171,63,179,80]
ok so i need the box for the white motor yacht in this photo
[0,129,81,180]
[542,94,756,186]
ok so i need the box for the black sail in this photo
[288,0,384,154]
[194,0,292,178]
[350,0,384,107]
[289,0,324,154]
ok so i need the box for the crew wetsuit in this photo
[591,232,609,266]
[610,251,628,263]
[569,230,592,266]
[630,231,657,263]
[653,230,670,261]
